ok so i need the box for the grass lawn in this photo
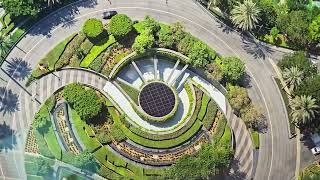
[39,33,76,71]
[250,129,260,149]
[219,125,232,145]
[109,106,203,149]
[43,125,62,159]
[115,79,139,104]
[80,35,116,67]
[274,78,296,136]
[70,109,101,152]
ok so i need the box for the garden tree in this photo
[295,75,320,104]
[276,11,311,48]
[309,15,320,42]
[132,30,154,54]
[230,0,261,31]
[82,18,104,38]
[108,14,133,39]
[73,150,96,170]
[270,27,280,41]
[221,56,245,82]
[63,83,102,120]
[177,33,195,55]
[226,84,250,111]
[166,142,233,179]
[188,41,213,67]
[33,110,50,133]
[36,158,52,176]
[290,95,319,126]
[170,22,186,43]
[240,103,263,129]
[0,32,12,60]
[286,0,306,11]
[140,16,160,34]
[157,25,175,48]
[110,125,126,142]
[282,66,304,91]
[205,62,224,82]
[1,0,40,16]
[277,51,317,78]
[256,0,277,29]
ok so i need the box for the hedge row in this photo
[197,93,211,121]
[211,113,227,144]
[119,84,200,141]
[55,33,86,69]
[202,100,218,129]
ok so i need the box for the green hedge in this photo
[80,35,116,67]
[197,93,211,121]
[202,100,218,129]
[82,18,104,38]
[109,106,203,148]
[211,113,227,144]
[80,39,94,55]
[55,33,86,69]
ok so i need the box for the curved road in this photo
[0,0,295,179]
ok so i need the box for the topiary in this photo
[82,18,104,38]
[108,14,133,39]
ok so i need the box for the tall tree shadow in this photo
[0,87,20,115]
[241,35,274,60]
[28,0,98,37]
[225,159,247,180]
[0,122,17,152]
[6,58,32,81]
[216,20,234,34]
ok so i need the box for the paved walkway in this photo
[0,0,299,179]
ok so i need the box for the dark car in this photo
[102,11,117,19]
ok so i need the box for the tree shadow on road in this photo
[241,35,274,60]
[0,87,20,115]
[225,158,247,180]
[0,122,17,152]
[6,58,32,81]
[216,20,234,34]
[28,0,98,37]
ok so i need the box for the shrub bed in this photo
[80,35,116,67]
[197,93,211,121]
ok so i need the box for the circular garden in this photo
[24,14,236,180]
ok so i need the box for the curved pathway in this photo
[0,0,295,179]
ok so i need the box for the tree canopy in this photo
[166,142,233,179]
[108,14,133,39]
[221,56,245,82]
[82,18,104,38]
[277,51,317,78]
[227,84,251,111]
[63,83,102,120]
[1,0,40,16]
[132,30,154,54]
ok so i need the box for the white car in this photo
[311,146,320,155]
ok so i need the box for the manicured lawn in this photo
[109,106,203,148]
[43,126,62,159]
[70,109,101,152]
[39,33,76,71]
[220,125,232,144]
[250,129,259,149]
[80,35,116,67]
[115,79,139,104]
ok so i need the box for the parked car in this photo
[102,11,117,19]
[311,146,320,155]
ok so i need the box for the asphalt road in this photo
[0,0,300,179]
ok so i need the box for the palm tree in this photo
[282,66,303,91]
[290,95,319,126]
[0,32,12,60]
[45,0,60,6]
[230,0,261,31]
